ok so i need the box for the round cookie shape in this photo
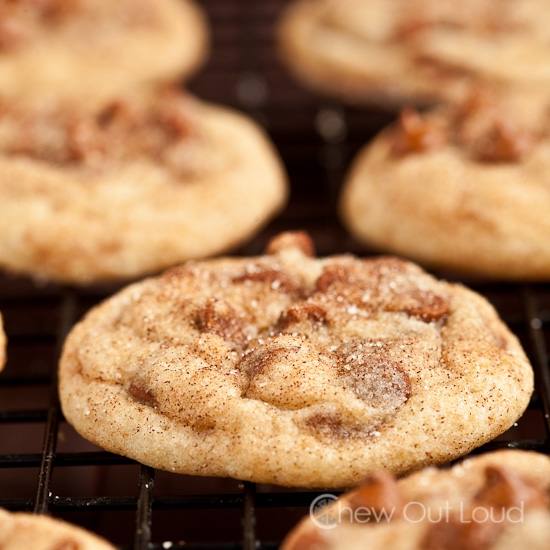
[282,450,550,550]
[340,92,550,280]
[0,0,208,106]
[0,508,117,550]
[0,89,288,284]
[278,0,550,107]
[59,232,533,488]
[0,312,5,371]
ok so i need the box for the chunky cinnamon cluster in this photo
[391,93,537,163]
[0,89,198,174]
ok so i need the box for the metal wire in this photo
[34,290,76,515]
[0,278,548,548]
[135,466,155,550]
[242,482,257,550]
[523,286,550,440]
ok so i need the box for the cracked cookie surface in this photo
[59,232,533,487]
[282,450,550,550]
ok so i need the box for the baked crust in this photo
[0,312,5,371]
[340,92,550,279]
[0,508,116,550]
[59,232,533,488]
[282,450,550,550]
[278,0,550,107]
[0,0,208,106]
[0,90,288,284]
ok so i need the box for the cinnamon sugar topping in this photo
[315,264,353,293]
[0,90,199,175]
[304,411,364,440]
[277,303,327,330]
[196,299,247,350]
[386,288,449,321]
[232,266,299,295]
[108,233,455,440]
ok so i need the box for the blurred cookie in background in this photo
[0,508,117,550]
[0,88,288,284]
[278,0,550,108]
[282,450,550,550]
[0,0,209,106]
[340,90,550,279]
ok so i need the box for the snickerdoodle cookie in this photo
[0,88,287,284]
[282,450,550,550]
[340,91,550,279]
[59,232,533,487]
[0,0,208,105]
[278,0,550,107]
[0,508,117,550]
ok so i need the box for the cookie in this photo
[59,232,533,488]
[340,91,550,279]
[0,0,208,106]
[0,88,287,284]
[278,0,550,107]
[282,450,550,550]
[0,508,117,550]
[0,312,5,371]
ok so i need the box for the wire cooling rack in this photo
[1,1,550,549]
